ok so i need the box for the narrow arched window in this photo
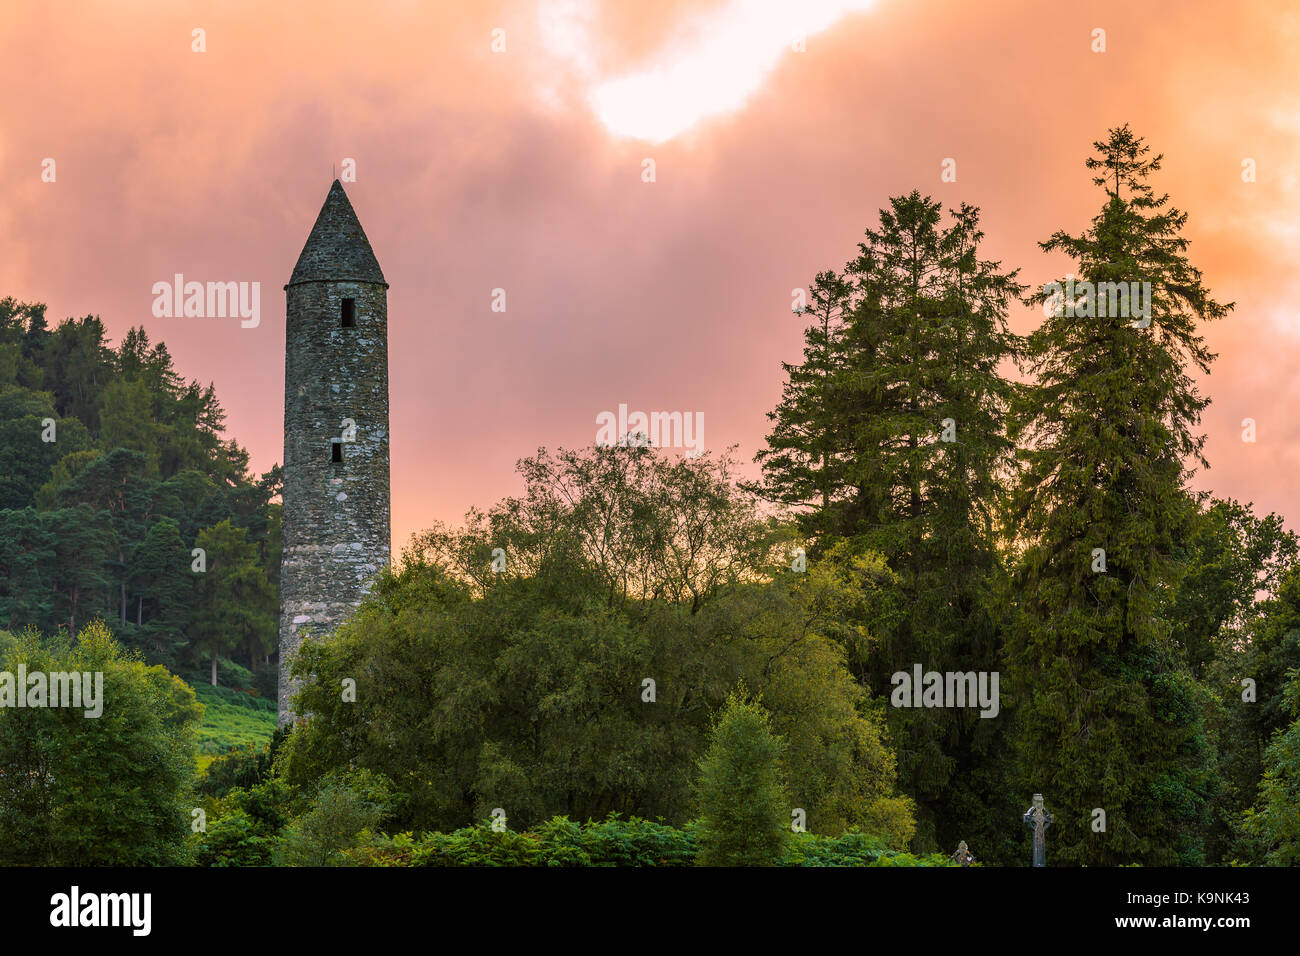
[341,298,356,328]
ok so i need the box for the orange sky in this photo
[2,0,1298,554]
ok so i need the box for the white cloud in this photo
[536,0,875,142]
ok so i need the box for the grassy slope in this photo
[191,682,277,769]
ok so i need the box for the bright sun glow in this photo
[540,0,876,143]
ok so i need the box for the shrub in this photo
[276,772,391,867]
[355,816,943,867]
[0,622,202,865]
[695,691,790,866]
[194,809,277,867]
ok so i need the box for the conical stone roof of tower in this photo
[289,179,386,286]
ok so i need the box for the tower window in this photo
[331,440,343,463]
[341,298,356,328]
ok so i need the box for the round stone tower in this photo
[278,179,390,724]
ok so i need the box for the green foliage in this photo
[194,809,278,867]
[197,745,267,797]
[695,691,790,866]
[0,385,92,511]
[408,823,547,867]
[352,816,942,867]
[191,519,276,686]
[1007,126,1231,865]
[5,129,1289,870]
[0,305,279,684]
[0,621,202,865]
[191,682,278,756]
[1242,672,1300,864]
[382,814,699,868]
[547,815,697,866]
[782,830,890,866]
[129,517,195,667]
[279,445,911,840]
[99,378,163,477]
[192,770,297,867]
[754,193,1025,855]
[276,771,393,867]
[1231,567,1300,766]
[1169,499,1296,679]
[0,508,56,628]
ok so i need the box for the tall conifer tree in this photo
[758,192,1022,852]
[1007,127,1230,864]
[754,270,853,546]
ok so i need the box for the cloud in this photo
[538,0,875,142]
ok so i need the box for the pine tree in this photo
[851,194,1024,853]
[46,505,113,633]
[0,509,54,629]
[757,192,1023,854]
[695,691,790,866]
[129,517,196,666]
[753,270,853,545]
[1007,126,1230,864]
[190,519,275,686]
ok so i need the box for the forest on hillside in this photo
[2,127,1299,868]
[0,302,280,693]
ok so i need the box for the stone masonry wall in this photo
[278,277,390,723]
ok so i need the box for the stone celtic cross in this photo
[1022,793,1052,867]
